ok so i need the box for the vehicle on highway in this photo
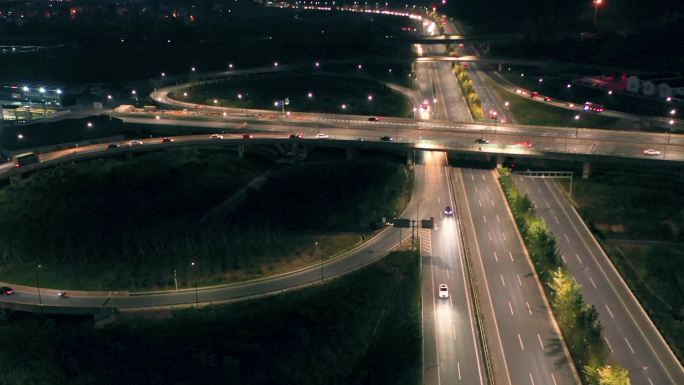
[107,144,120,149]
[380,136,394,142]
[584,102,605,113]
[161,137,174,143]
[316,133,330,139]
[15,152,39,167]
[242,134,253,139]
[368,116,380,122]
[58,291,69,298]
[128,140,143,146]
[488,110,498,120]
[438,284,449,298]
[642,148,661,156]
[210,134,223,140]
[500,118,508,124]
[543,96,552,102]
[0,286,14,296]
[515,141,533,148]
[475,138,490,144]
[289,133,302,139]
[444,206,454,216]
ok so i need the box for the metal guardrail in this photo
[447,167,495,385]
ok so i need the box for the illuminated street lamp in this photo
[213,99,219,104]
[191,261,199,310]
[307,92,313,99]
[593,0,603,26]
[670,109,676,116]
[341,104,348,110]
[191,66,196,72]
[161,72,166,77]
[17,134,24,139]
[87,122,93,128]
[228,63,234,69]
[315,61,320,68]
[367,95,373,101]
[274,61,279,67]
[36,264,42,307]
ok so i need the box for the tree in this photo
[585,365,631,385]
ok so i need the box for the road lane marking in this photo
[604,336,614,352]
[625,337,635,354]
[493,251,498,262]
[526,301,532,315]
[502,232,507,241]
[517,274,522,286]
[518,333,524,350]
[537,333,544,350]
[486,186,490,193]
[453,325,457,340]
[588,276,597,288]
[509,251,514,261]
[500,274,506,286]
[605,304,615,319]
[482,174,485,181]
[483,215,487,223]
[496,215,500,223]
[488,232,492,241]
[450,297,453,308]
[509,301,514,315]
[478,199,482,207]
[537,187,542,193]
[648,378,654,385]
[458,361,462,380]
[529,373,535,385]
[471,174,474,181]
[544,200,550,208]
[490,199,495,207]
[474,186,478,193]
[561,255,567,264]
[551,373,558,385]
[554,215,559,224]
[576,253,583,264]
[564,234,570,242]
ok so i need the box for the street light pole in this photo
[191,261,199,311]
[593,0,602,26]
[36,264,42,306]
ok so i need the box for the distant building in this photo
[625,74,682,98]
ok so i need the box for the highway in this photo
[453,167,579,385]
[514,175,684,385]
[420,152,484,385]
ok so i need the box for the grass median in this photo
[0,148,413,291]
[170,71,413,118]
[0,250,422,385]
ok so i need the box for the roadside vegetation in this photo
[0,250,422,385]
[0,148,412,290]
[486,79,627,129]
[452,63,484,119]
[498,167,631,385]
[170,71,413,118]
[572,166,684,362]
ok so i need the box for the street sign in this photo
[394,218,411,228]
[421,218,434,229]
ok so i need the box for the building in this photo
[625,74,682,98]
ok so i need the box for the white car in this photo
[438,284,449,298]
[642,148,661,156]
[210,134,224,140]
[316,133,330,139]
[128,140,143,146]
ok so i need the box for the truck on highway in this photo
[15,152,39,167]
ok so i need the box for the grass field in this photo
[171,71,413,118]
[572,166,684,361]
[0,148,412,291]
[0,250,422,385]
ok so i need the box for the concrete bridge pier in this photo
[237,143,245,159]
[582,161,592,179]
[495,155,505,168]
[346,148,357,160]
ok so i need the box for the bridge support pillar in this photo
[291,142,299,164]
[582,161,592,179]
[495,155,505,168]
[237,143,245,159]
[346,148,357,160]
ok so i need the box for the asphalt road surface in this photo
[420,151,485,385]
[454,167,579,385]
[514,175,684,385]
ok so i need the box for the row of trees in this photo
[452,63,484,119]
[498,167,630,385]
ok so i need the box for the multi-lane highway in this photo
[454,167,580,385]
[515,176,684,385]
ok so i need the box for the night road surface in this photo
[514,175,684,385]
